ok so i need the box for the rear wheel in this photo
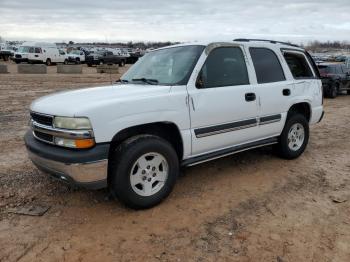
[75,58,80,64]
[276,114,309,159]
[64,59,69,65]
[109,135,179,209]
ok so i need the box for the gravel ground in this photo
[0,61,349,262]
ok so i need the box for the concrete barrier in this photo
[17,64,47,74]
[96,64,119,74]
[0,64,8,74]
[57,64,83,74]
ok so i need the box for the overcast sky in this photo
[0,0,350,44]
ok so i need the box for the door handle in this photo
[245,92,256,102]
[283,89,291,96]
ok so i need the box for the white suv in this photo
[25,39,324,209]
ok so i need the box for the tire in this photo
[64,59,68,65]
[109,135,179,209]
[276,114,309,159]
[87,63,92,67]
[99,60,104,65]
[329,83,338,98]
[347,90,350,95]
[15,61,20,64]
[45,58,51,66]
[119,60,125,67]
[3,55,9,61]
[75,58,80,64]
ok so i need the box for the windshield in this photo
[69,50,80,55]
[121,45,205,85]
[18,46,34,53]
[318,65,334,74]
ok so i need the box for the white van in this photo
[13,42,65,65]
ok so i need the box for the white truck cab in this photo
[64,50,86,64]
[13,42,65,65]
[25,39,324,209]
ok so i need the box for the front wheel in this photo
[276,114,309,159]
[45,58,51,66]
[109,135,179,209]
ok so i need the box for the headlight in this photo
[54,117,92,130]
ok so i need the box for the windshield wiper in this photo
[132,78,159,85]
[116,79,129,83]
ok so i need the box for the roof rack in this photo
[233,38,300,48]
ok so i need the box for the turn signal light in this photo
[75,139,95,149]
[54,137,95,149]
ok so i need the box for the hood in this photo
[30,84,171,117]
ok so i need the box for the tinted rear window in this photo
[249,48,285,84]
[283,52,314,78]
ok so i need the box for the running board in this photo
[181,137,278,167]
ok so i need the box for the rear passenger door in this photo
[248,47,293,138]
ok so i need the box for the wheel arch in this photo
[287,102,311,122]
[107,122,184,179]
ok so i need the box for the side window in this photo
[283,52,314,79]
[197,47,249,89]
[35,47,41,54]
[249,48,285,84]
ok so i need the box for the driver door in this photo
[187,46,259,155]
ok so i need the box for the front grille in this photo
[15,54,22,58]
[31,112,53,126]
[34,130,54,143]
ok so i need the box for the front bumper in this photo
[12,57,29,63]
[86,59,99,65]
[24,131,109,189]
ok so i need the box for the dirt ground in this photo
[0,61,349,262]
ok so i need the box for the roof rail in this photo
[233,38,300,48]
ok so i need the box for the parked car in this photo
[12,42,65,65]
[317,63,350,98]
[0,43,14,61]
[126,51,143,64]
[86,51,127,67]
[335,55,347,62]
[345,57,350,70]
[25,40,323,209]
[64,50,86,64]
